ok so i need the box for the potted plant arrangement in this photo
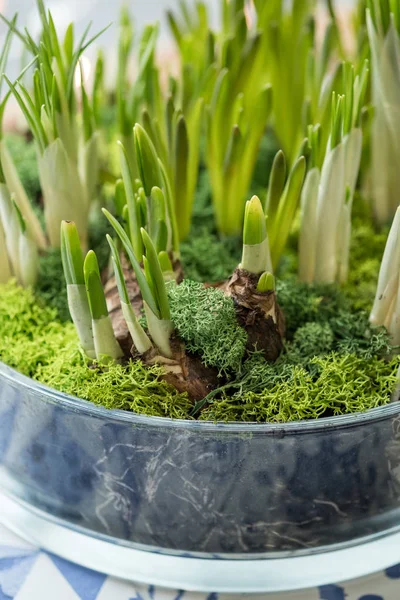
[2,0,400,593]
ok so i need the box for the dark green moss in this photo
[5,134,41,203]
[180,169,241,283]
[35,249,70,322]
[200,353,400,423]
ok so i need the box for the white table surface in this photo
[0,522,399,600]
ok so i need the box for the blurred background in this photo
[0,0,358,127]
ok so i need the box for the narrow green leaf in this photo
[265,150,286,220]
[158,250,173,273]
[102,208,160,317]
[136,187,148,228]
[61,220,85,285]
[159,158,180,254]
[63,23,74,65]
[12,198,26,233]
[118,140,143,259]
[270,156,306,268]
[115,179,127,217]
[141,227,171,319]
[155,219,168,253]
[174,115,190,239]
[84,250,108,320]
[106,234,129,304]
[3,76,46,152]
[134,123,163,196]
[60,224,72,285]
[0,13,17,100]
[81,68,94,142]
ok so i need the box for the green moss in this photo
[37,352,192,419]
[292,322,335,357]
[35,249,70,321]
[180,228,240,283]
[276,278,348,338]
[0,281,192,419]
[200,353,400,423]
[5,134,41,203]
[180,169,241,283]
[0,280,75,376]
[88,209,113,272]
[168,279,247,373]
[345,217,388,312]
[34,210,112,322]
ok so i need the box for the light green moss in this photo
[35,249,71,322]
[0,281,192,419]
[200,353,400,423]
[5,134,41,203]
[1,261,399,423]
[37,353,193,419]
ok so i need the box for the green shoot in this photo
[257,272,276,293]
[102,208,159,317]
[240,195,272,275]
[84,250,108,321]
[107,234,153,354]
[60,221,84,285]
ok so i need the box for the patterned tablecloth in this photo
[1,522,400,600]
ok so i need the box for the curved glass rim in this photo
[1,360,400,433]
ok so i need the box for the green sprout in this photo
[0,188,38,287]
[3,0,108,248]
[60,220,95,358]
[366,0,400,226]
[84,249,123,362]
[240,195,272,274]
[103,208,174,358]
[299,61,369,284]
[257,272,276,293]
[370,206,400,345]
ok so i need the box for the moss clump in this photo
[180,170,240,283]
[88,209,113,272]
[200,353,400,423]
[0,280,76,376]
[37,351,192,419]
[292,322,335,357]
[35,249,70,322]
[180,228,239,283]
[0,281,192,419]
[345,217,388,312]
[5,134,41,203]
[276,278,349,338]
[168,279,247,373]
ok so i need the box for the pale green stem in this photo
[240,237,272,274]
[144,301,173,358]
[298,167,320,283]
[370,206,400,327]
[121,300,153,354]
[67,283,95,358]
[0,216,11,283]
[0,142,47,250]
[92,315,123,363]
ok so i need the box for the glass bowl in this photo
[1,360,400,593]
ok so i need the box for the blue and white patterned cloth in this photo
[1,522,400,599]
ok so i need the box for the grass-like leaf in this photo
[84,250,108,320]
[102,208,160,317]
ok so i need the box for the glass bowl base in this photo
[1,489,400,594]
